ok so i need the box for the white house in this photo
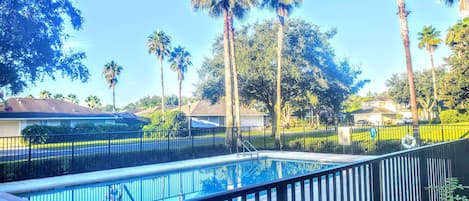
[0,98,118,137]
[352,97,411,125]
[181,100,265,129]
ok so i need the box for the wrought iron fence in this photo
[0,125,467,182]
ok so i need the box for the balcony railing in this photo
[190,139,469,201]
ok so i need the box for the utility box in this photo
[338,126,352,145]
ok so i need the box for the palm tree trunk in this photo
[160,57,165,122]
[429,51,439,122]
[397,0,420,144]
[228,12,242,144]
[112,86,116,113]
[178,71,182,111]
[223,11,234,147]
[275,15,285,149]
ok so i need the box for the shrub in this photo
[440,109,469,124]
[21,125,50,144]
[143,110,188,137]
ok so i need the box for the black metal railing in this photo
[0,128,229,182]
[190,139,469,201]
[0,125,468,182]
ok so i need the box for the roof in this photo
[351,107,396,115]
[0,98,115,119]
[181,100,264,117]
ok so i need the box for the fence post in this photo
[191,134,194,158]
[371,161,382,201]
[248,127,251,142]
[107,133,111,167]
[212,129,215,148]
[377,126,381,153]
[28,136,32,176]
[167,131,170,160]
[71,139,75,172]
[419,151,429,201]
[140,131,143,153]
[263,127,266,149]
[282,127,285,150]
[276,184,288,201]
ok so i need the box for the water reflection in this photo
[21,159,336,201]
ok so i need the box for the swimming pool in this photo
[18,158,338,201]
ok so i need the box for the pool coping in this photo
[0,151,374,195]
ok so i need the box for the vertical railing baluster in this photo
[325,175,330,201]
[371,161,381,201]
[318,176,322,201]
[300,180,305,201]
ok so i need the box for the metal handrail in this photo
[238,140,259,160]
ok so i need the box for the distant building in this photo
[0,98,133,137]
[180,100,265,129]
[351,97,411,125]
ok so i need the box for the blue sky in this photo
[17,0,461,108]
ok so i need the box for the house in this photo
[0,98,120,137]
[180,100,265,129]
[351,97,411,125]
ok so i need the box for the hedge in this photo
[21,123,139,145]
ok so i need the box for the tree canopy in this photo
[195,18,367,122]
[0,0,89,94]
[443,17,469,109]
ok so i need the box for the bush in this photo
[21,125,50,144]
[21,123,137,144]
[440,109,469,124]
[143,110,188,137]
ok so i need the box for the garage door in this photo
[0,121,20,137]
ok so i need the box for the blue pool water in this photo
[19,159,338,201]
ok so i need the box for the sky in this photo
[15,0,462,108]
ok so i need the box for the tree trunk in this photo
[429,51,439,122]
[275,14,285,150]
[112,86,116,113]
[178,71,182,111]
[397,0,420,144]
[228,12,242,144]
[159,57,165,122]
[223,11,234,147]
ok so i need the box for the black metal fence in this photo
[0,125,468,182]
[191,139,469,201]
[0,128,228,182]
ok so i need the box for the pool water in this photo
[19,159,338,201]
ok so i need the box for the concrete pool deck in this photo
[0,151,374,195]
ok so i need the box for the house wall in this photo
[0,121,21,137]
[17,119,115,132]
[240,116,264,128]
[195,116,264,128]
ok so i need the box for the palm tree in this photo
[260,0,303,149]
[39,90,51,99]
[66,94,79,104]
[417,25,442,122]
[226,0,257,144]
[26,94,34,98]
[85,95,101,109]
[191,0,234,145]
[53,93,64,100]
[439,0,469,17]
[397,0,420,144]
[102,60,123,113]
[147,30,171,122]
[169,46,192,111]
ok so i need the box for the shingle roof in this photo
[181,100,264,117]
[0,98,114,119]
[351,107,396,114]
